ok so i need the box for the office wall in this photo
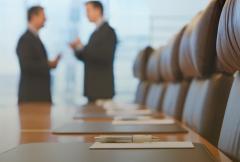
[148,0,209,46]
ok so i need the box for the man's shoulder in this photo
[103,22,115,31]
[16,30,38,53]
[101,22,116,36]
[18,30,35,43]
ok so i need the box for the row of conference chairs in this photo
[129,0,239,161]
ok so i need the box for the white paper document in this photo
[112,119,175,125]
[103,103,142,111]
[90,142,194,149]
[114,116,153,121]
[106,109,152,116]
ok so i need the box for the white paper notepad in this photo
[112,119,175,125]
[90,142,194,149]
[106,109,152,116]
[114,116,153,121]
[103,103,140,111]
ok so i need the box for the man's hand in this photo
[48,54,61,69]
[69,38,83,50]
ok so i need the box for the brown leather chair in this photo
[216,0,240,74]
[160,27,186,82]
[133,46,154,105]
[144,48,167,111]
[179,12,202,79]
[183,74,232,146]
[134,81,150,106]
[180,0,232,146]
[216,0,240,161]
[162,80,190,121]
[133,46,154,80]
[159,27,191,121]
[218,73,240,162]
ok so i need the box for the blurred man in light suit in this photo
[16,6,61,104]
[70,1,117,103]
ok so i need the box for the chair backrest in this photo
[162,80,189,120]
[144,48,166,111]
[133,46,154,105]
[180,0,232,146]
[218,73,240,162]
[159,26,191,120]
[179,0,225,79]
[133,46,154,81]
[134,81,150,105]
[216,0,240,161]
[183,74,232,145]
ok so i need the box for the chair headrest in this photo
[133,46,154,80]
[179,0,226,78]
[159,26,186,82]
[217,0,240,74]
[146,47,163,83]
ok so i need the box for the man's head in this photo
[27,6,46,30]
[85,1,104,23]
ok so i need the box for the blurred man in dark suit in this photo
[70,1,117,103]
[16,6,61,104]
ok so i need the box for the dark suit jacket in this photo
[16,30,52,103]
[75,22,117,99]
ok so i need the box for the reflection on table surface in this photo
[0,103,231,162]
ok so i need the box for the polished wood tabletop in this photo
[0,103,232,162]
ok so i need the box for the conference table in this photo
[0,103,231,162]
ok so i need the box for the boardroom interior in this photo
[0,0,239,162]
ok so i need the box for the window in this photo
[0,0,209,105]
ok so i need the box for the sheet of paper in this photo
[114,116,153,121]
[90,142,194,149]
[103,103,141,111]
[106,109,152,116]
[112,119,175,125]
